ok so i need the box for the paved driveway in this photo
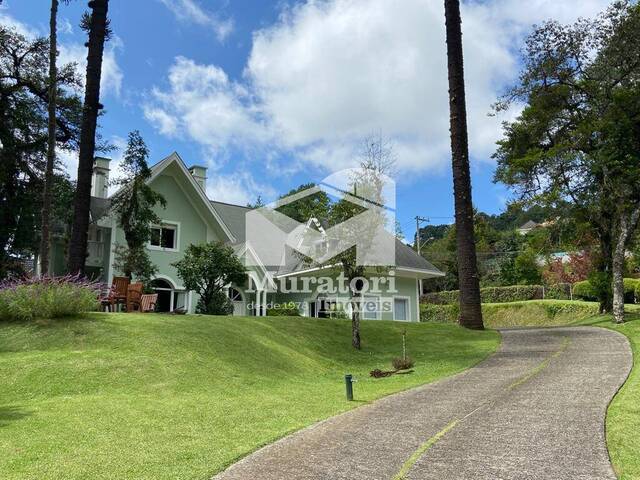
[214,327,631,480]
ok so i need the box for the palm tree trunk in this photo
[39,0,59,277]
[68,0,109,274]
[444,0,483,329]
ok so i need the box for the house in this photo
[517,220,539,235]
[46,153,444,321]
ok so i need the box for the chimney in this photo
[91,157,111,198]
[189,165,207,190]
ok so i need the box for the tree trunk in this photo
[612,207,640,324]
[598,235,613,314]
[350,291,361,350]
[67,0,109,275]
[444,0,483,329]
[39,0,59,277]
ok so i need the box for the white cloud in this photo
[158,0,233,41]
[0,9,39,37]
[207,171,277,206]
[144,56,269,152]
[59,17,73,35]
[58,36,124,97]
[145,0,611,176]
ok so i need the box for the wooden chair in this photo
[140,294,158,313]
[126,283,144,312]
[110,276,130,311]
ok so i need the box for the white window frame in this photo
[393,295,411,322]
[361,295,380,320]
[148,221,180,252]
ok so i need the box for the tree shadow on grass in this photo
[0,406,31,427]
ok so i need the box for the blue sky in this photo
[1,0,611,239]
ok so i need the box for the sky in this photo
[1,0,612,239]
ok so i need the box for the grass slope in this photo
[0,313,499,480]
[482,300,600,328]
[581,311,640,480]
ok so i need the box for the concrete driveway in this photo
[214,327,631,480]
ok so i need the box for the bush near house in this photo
[267,302,300,316]
[0,275,101,321]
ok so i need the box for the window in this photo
[149,223,178,250]
[228,288,243,302]
[393,297,409,321]
[362,296,380,320]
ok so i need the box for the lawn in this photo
[0,313,499,480]
[581,311,640,480]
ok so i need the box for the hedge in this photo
[420,303,459,323]
[420,300,600,328]
[573,278,639,303]
[424,279,640,305]
[422,285,544,305]
[571,280,598,301]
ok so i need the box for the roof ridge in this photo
[210,199,252,210]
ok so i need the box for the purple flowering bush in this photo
[0,275,103,321]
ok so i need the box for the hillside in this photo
[0,314,498,480]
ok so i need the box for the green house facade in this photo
[49,153,443,320]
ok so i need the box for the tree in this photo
[68,0,110,274]
[494,2,640,322]
[39,0,61,276]
[444,0,483,329]
[326,137,396,349]
[0,26,82,278]
[275,183,331,224]
[172,242,247,315]
[110,131,166,284]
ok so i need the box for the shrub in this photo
[544,283,571,300]
[392,356,414,370]
[420,303,459,323]
[624,278,639,303]
[0,275,101,322]
[197,290,233,315]
[267,302,300,316]
[572,280,598,301]
[422,285,543,305]
[572,278,638,303]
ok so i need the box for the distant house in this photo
[44,152,444,320]
[517,220,539,235]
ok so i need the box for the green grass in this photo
[482,300,600,328]
[580,310,640,480]
[0,313,499,480]
[421,299,600,327]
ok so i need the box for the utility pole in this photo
[415,216,429,253]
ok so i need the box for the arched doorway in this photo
[228,287,244,316]
[150,278,173,312]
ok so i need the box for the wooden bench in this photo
[126,283,144,312]
[140,294,158,313]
